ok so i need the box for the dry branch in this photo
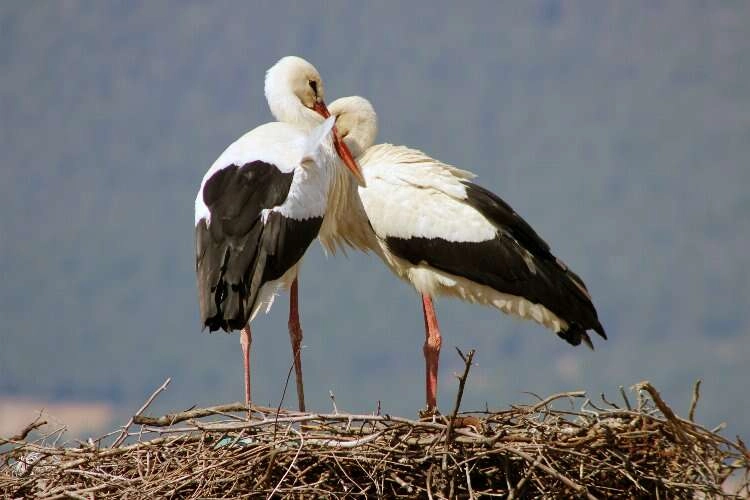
[112,377,171,448]
[689,379,702,422]
[6,419,47,443]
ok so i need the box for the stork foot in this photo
[418,406,441,420]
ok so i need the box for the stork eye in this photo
[308,80,318,94]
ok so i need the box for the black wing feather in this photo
[196,160,298,332]
[461,181,552,258]
[261,211,323,283]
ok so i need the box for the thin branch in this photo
[304,431,384,448]
[689,379,702,422]
[389,471,413,494]
[600,392,620,409]
[273,359,296,439]
[465,463,476,499]
[7,418,47,442]
[619,385,632,411]
[132,402,300,427]
[443,348,475,471]
[446,348,475,438]
[426,464,435,500]
[529,390,587,412]
[329,390,339,415]
[112,377,171,448]
[633,381,689,443]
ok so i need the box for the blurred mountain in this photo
[0,1,748,438]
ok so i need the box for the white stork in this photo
[326,96,606,412]
[194,57,364,411]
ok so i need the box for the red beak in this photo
[313,100,366,187]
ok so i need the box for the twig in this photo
[330,390,338,415]
[447,348,475,435]
[443,347,475,471]
[689,379,702,422]
[7,418,47,442]
[390,471,413,493]
[465,463,475,499]
[600,392,620,409]
[529,390,587,412]
[113,377,171,448]
[426,464,435,500]
[273,359,296,440]
[619,385,632,411]
[634,381,689,443]
[132,403,299,426]
[305,431,384,448]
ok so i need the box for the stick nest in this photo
[2,380,748,499]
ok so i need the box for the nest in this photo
[2,354,748,499]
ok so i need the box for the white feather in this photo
[301,116,335,164]
[357,144,497,243]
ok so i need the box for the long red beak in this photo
[313,100,366,187]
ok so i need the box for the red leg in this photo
[288,278,306,412]
[240,324,252,406]
[421,294,442,411]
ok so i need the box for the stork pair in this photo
[195,56,606,413]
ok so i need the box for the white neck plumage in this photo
[266,89,322,130]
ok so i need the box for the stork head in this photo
[328,96,379,159]
[265,56,364,186]
[265,56,327,126]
